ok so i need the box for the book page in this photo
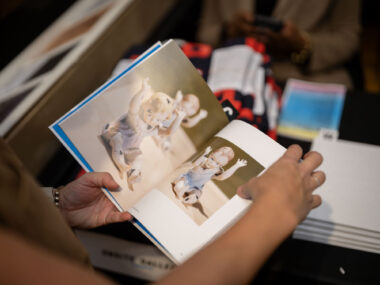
[129,120,286,263]
[50,40,228,211]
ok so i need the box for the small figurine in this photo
[155,91,208,151]
[101,78,184,189]
[172,146,248,204]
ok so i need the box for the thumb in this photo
[101,172,120,190]
[106,211,133,225]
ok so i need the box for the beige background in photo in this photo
[208,137,265,198]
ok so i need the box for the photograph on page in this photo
[153,137,264,225]
[55,40,228,211]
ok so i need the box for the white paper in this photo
[309,135,380,232]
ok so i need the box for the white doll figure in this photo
[172,146,248,204]
[176,91,208,128]
[155,91,208,150]
[101,78,184,189]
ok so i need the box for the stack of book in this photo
[294,130,380,254]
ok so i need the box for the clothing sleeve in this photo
[307,0,361,72]
[41,187,54,202]
[0,139,91,267]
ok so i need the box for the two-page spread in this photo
[50,40,286,263]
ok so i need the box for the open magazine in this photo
[50,40,286,264]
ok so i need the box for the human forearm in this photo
[156,195,297,285]
[0,227,115,285]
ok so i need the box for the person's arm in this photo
[156,145,325,285]
[0,227,115,285]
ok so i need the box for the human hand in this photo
[250,20,307,58]
[59,172,132,229]
[237,145,325,224]
[226,13,306,58]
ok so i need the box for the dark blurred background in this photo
[0,0,379,93]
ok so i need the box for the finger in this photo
[237,179,256,200]
[311,194,322,209]
[106,211,132,225]
[102,172,120,190]
[308,171,326,190]
[300,151,323,174]
[282,144,303,161]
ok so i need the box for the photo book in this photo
[50,39,286,264]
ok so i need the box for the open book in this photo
[50,40,286,264]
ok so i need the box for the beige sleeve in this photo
[307,0,361,72]
[41,187,54,202]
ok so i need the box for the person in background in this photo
[197,0,361,89]
[0,137,325,284]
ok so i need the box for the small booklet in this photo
[277,79,346,141]
[50,40,285,263]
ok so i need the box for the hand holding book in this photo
[237,144,325,223]
[59,172,132,229]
